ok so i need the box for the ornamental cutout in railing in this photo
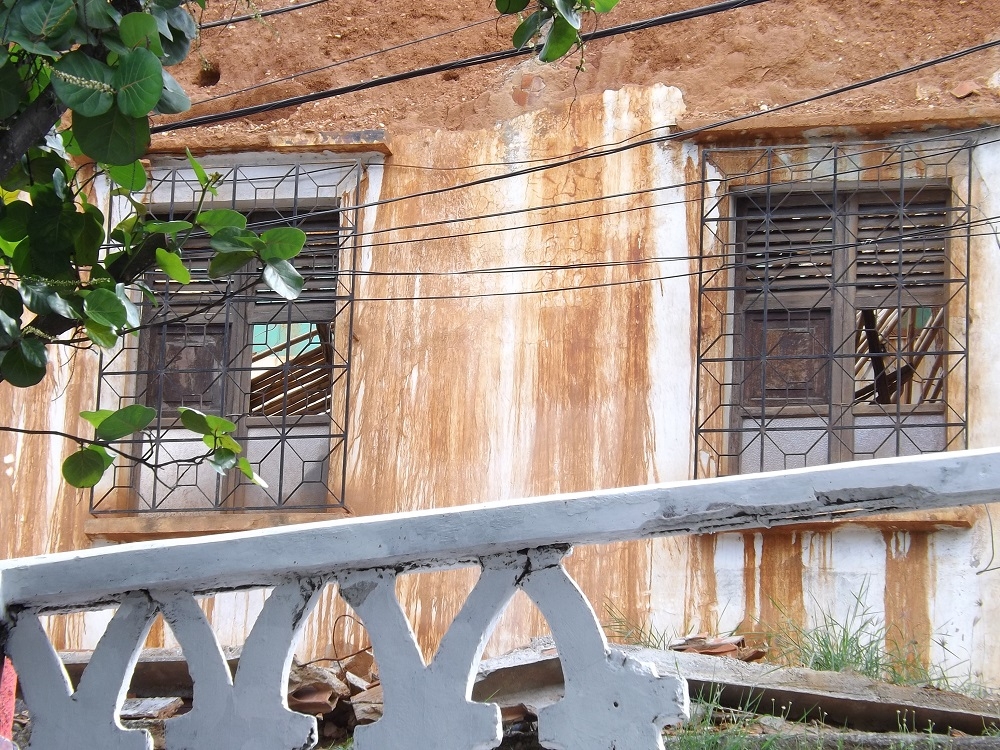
[3,448,1000,750]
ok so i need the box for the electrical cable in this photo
[198,0,328,30]
[151,0,774,133]
[216,128,987,252]
[174,36,1000,224]
[342,214,1000,287]
[348,132,988,249]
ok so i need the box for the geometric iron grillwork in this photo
[93,160,362,512]
[696,139,970,478]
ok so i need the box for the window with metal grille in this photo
[94,159,362,512]
[696,142,970,478]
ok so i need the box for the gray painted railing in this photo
[3,448,1000,750]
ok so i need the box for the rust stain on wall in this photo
[882,530,933,668]
[749,532,806,634]
[684,534,719,633]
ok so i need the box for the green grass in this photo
[768,585,924,683]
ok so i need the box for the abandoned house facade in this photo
[5,0,1000,688]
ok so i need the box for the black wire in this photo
[348,133,987,249]
[151,0,773,133]
[198,0,328,30]
[343,214,1000,289]
[179,36,1000,224]
[191,18,498,107]
[213,129,984,253]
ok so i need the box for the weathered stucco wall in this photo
[6,78,1000,686]
[302,84,695,659]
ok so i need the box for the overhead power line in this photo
[152,0,773,133]
[198,0,328,30]
[346,213,1000,301]
[347,134,983,249]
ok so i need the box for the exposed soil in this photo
[152,0,1000,151]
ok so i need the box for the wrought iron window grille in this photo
[93,160,364,513]
[696,140,971,478]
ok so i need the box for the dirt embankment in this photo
[153,0,1000,150]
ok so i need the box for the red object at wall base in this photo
[0,657,16,741]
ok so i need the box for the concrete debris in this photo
[118,697,184,721]
[950,80,980,99]
[667,633,767,661]
[350,684,384,725]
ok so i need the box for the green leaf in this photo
[592,0,620,11]
[260,227,306,261]
[553,0,581,28]
[94,403,155,440]
[237,456,267,487]
[61,128,83,156]
[0,201,31,242]
[154,69,190,114]
[210,226,263,253]
[20,0,77,39]
[73,108,150,165]
[19,279,56,315]
[0,308,20,341]
[513,10,547,49]
[85,320,117,348]
[263,259,304,300]
[1,340,46,387]
[208,448,238,475]
[80,409,113,428]
[162,4,196,40]
[25,188,79,279]
[178,406,211,435]
[83,287,127,328]
[62,447,109,487]
[155,247,191,283]
[208,250,255,278]
[0,63,26,120]
[186,147,211,190]
[74,0,115,30]
[203,413,237,433]
[539,14,579,62]
[51,51,114,117]
[149,3,174,39]
[216,433,241,452]
[19,280,77,319]
[496,0,529,13]
[115,283,140,328]
[0,285,23,320]
[17,337,46,368]
[196,208,246,235]
[119,11,163,55]
[114,47,163,117]
[106,160,147,192]
[147,220,192,236]
[159,29,191,66]
[74,202,105,265]
[100,31,132,57]
[203,432,236,456]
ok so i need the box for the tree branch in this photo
[0,85,66,183]
[0,425,215,472]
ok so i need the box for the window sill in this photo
[85,509,352,544]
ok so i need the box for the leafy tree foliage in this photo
[1,0,618,489]
[498,0,621,62]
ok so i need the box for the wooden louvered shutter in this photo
[739,192,836,309]
[853,188,950,308]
